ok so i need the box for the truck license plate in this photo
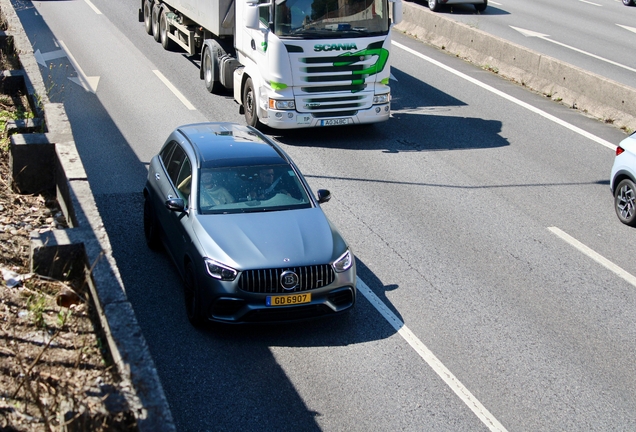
[266,293,311,307]
[321,118,350,126]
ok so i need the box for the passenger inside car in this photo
[199,170,235,208]
[175,157,193,206]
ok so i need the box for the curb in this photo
[0,0,176,430]
[396,1,636,132]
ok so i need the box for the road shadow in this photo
[273,67,508,152]
[107,193,405,430]
[10,2,399,430]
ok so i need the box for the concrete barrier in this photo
[395,1,636,133]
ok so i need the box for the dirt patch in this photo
[0,52,137,432]
[0,38,21,71]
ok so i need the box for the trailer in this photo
[139,0,402,129]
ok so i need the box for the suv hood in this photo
[194,207,345,270]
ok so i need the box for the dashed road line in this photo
[392,41,616,151]
[152,70,197,111]
[548,226,636,287]
[84,0,102,14]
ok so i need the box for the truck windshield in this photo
[273,0,389,37]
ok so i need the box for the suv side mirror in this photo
[317,189,331,204]
[165,197,186,212]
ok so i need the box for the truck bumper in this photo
[259,103,391,129]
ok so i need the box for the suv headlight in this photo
[269,99,296,110]
[205,258,238,281]
[333,249,353,273]
[373,93,390,104]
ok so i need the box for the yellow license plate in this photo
[266,293,311,307]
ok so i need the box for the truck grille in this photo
[290,46,382,114]
[238,265,335,294]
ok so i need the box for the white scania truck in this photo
[138,0,402,129]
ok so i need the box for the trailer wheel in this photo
[143,0,153,35]
[243,78,259,128]
[160,9,176,51]
[202,46,221,93]
[152,4,161,42]
[474,0,487,12]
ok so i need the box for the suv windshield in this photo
[274,0,389,37]
[198,165,312,214]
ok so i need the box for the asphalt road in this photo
[416,0,636,90]
[12,0,636,430]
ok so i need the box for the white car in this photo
[428,0,487,12]
[610,132,636,226]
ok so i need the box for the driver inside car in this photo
[250,168,289,200]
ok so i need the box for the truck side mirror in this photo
[245,1,261,30]
[245,0,272,30]
[391,0,403,25]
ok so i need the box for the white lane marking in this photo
[617,24,636,35]
[548,227,636,287]
[58,40,100,93]
[392,41,616,151]
[357,278,509,432]
[152,70,197,110]
[84,0,102,14]
[579,0,602,5]
[510,26,636,75]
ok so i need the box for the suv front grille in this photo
[238,265,335,294]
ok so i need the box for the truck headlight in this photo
[269,99,296,110]
[373,93,390,104]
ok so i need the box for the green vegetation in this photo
[27,294,48,328]
[0,94,34,150]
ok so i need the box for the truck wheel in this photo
[152,4,161,42]
[160,9,176,50]
[202,46,221,93]
[143,0,153,35]
[474,0,487,11]
[243,78,259,128]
